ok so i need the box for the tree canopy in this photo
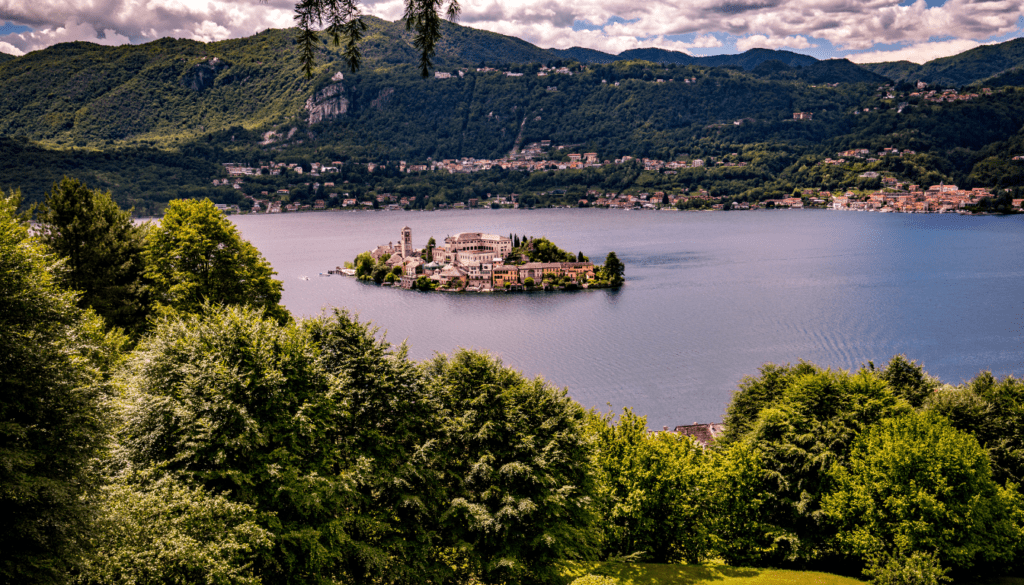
[143,199,287,322]
[0,191,117,584]
[34,177,151,334]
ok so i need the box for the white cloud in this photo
[0,0,1018,62]
[0,40,23,55]
[846,38,985,64]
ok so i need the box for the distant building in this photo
[793,112,813,120]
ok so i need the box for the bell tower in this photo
[400,226,412,257]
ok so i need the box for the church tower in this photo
[400,226,412,257]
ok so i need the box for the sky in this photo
[0,0,1022,64]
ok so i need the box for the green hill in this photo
[861,37,1024,87]
[1,19,1023,213]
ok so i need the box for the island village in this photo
[339,227,618,292]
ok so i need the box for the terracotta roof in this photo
[672,423,726,446]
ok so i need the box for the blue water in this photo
[231,208,1024,429]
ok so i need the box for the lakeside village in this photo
[334,227,625,293]
[217,143,1024,216]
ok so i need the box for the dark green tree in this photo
[879,355,940,408]
[34,177,151,334]
[925,372,1024,485]
[423,236,436,261]
[424,350,600,585]
[577,251,588,262]
[143,199,287,322]
[0,191,116,583]
[732,366,910,564]
[119,306,447,585]
[601,251,625,286]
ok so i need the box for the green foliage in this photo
[823,411,1021,572]
[413,274,436,290]
[722,362,820,443]
[924,372,1024,485]
[424,350,600,585]
[570,575,619,585]
[35,177,151,334]
[143,198,286,321]
[706,442,789,567]
[0,191,113,583]
[119,305,448,584]
[878,355,940,408]
[355,251,375,278]
[592,409,715,563]
[78,474,272,585]
[862,551,951,585]
[601,252,625,287]
[731,364,910,564]
[523,237,576,263]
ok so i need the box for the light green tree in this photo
[591,409,715,563]
[34,177,152,334]
[924,372,1024,485]
[143,199,286,322]
[0,191,118,583]
[78,474,272,585]
[823,411,1022,573]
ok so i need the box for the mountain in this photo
[0,53,14,64]
[547,47,619,64]
[861,37,1024,87]
[548,46,819,70]
[749,58,890,84]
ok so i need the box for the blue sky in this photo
[0,0,1021,64]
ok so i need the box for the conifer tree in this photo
[35,177,151,334]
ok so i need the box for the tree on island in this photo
[601,251,625,286]
[423,236,436,261]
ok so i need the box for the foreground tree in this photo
[78,474,272,585]
[0,192,114,583]
[119,306,445,584]
[591,409,714,563]
[34,178,151,334]
[425,350,600,585]
[143,199,287,322]
[824,411,1021,575]
[730,364,910,564]
[925,372,1024,485]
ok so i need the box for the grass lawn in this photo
[562,562,866,585]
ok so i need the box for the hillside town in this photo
[342,228,610,292]
[217,141,1023,215]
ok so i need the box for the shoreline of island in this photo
[335,228,625,292]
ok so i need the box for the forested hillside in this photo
[2,20,1024,212]
[860,37,1024,86]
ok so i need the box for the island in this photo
[339,227,624,292]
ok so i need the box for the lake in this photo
[231,208,1024,429]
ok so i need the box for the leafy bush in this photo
[863,551,951,585]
